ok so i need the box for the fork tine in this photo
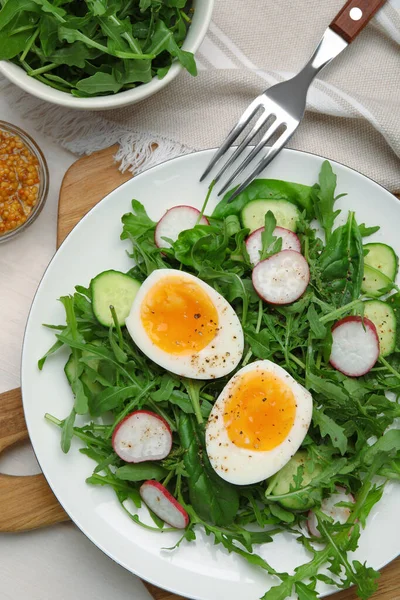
[213,111,273,185]
[199,98,263,182]
[217,118,283,196]
[226,125,297,203]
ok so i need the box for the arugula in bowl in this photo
[0,0,197,97]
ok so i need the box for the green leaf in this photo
[38,337,65,369]
[0,1,39,31]
[260,210,281,260]
[312,408,348,455]
[91,385,139,417]
[116,463,167,482]
[39,14,58,56]
[295,582,319,600]
[115,58,152,84]
[306,372,349,404]
[363,429,400,466]
[318,212,364,306]
[307,304,326,339]
[269,503,295,523]
[352,561,380,600]
[31,0,66,22]
[86,0,108,16]
[244,328,271,359]
[146,20,196,75]
[261,581,293,600]
[121,200,156,239]
[357,484,384,528]
[49,42,100,68]
[140,0,152,11]
[61,408,76,453]
[71,377,89,415]
[359,223,380,238]
[0,28,32,59]
[178,414,239,526]
[212,178,314,220]
[312,161,342,241]
[76,72,123,94]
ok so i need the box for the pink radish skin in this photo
[140,480,189,529]
[155,205,209,249]
[252,250,310,305]
[329,316,380,377]
[307,486,355,538]
[112,410,172,463]
[246,226,301,266]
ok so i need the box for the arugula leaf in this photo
[312,408,348,455]
[307,304,326,339]
[363,429,400,466]
[0,27,32,59]
[306,372,349,404]
[116,463,167,482]
[121,200,156,238]
[178,414,239,526]
[318,211,364,306]
[359,223,380,237]
[357,485,384,528]
[244,328,271,360]
[146,20,197,76]
[0,1,39,31]
[295,582,319,600]
[312,160,343,241]
[76,72,123,94]
[60,408,76,454]
[260,211,281,260]
[90,385,139,417]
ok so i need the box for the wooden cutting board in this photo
[0,146,398,600]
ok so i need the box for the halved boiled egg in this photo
[206,360,312,485]
[126,269,244,379]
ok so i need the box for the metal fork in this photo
[200,0,387,201]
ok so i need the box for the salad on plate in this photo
[40,161,400,600]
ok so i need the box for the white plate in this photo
[22,149,400,600]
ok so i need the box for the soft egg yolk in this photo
[140,276,219,355]
[223,370,296,451]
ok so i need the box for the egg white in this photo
[126,269,244,379]
[206,360,313,485]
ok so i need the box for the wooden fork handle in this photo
[330,0,387,43]
[0,388,69,532]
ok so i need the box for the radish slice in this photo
[252,250,310,305]
[307,486,355,538]
[246,226,301,266]
[140,480,189,529]
[155,205,209,249]
[329,316,379,377]
[112,410,172,463]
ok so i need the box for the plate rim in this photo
[20,147,400,599]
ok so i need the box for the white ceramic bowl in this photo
[0,0,213,111]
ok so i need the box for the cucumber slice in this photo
[91,270,141,327]
[363,300,396,357]
[364,243,398,281]
[266,451,322,511]
[241,199,300,233]
[361,264,392,298]
[64,353,80,384]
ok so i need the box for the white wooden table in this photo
[0,97,152,600]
